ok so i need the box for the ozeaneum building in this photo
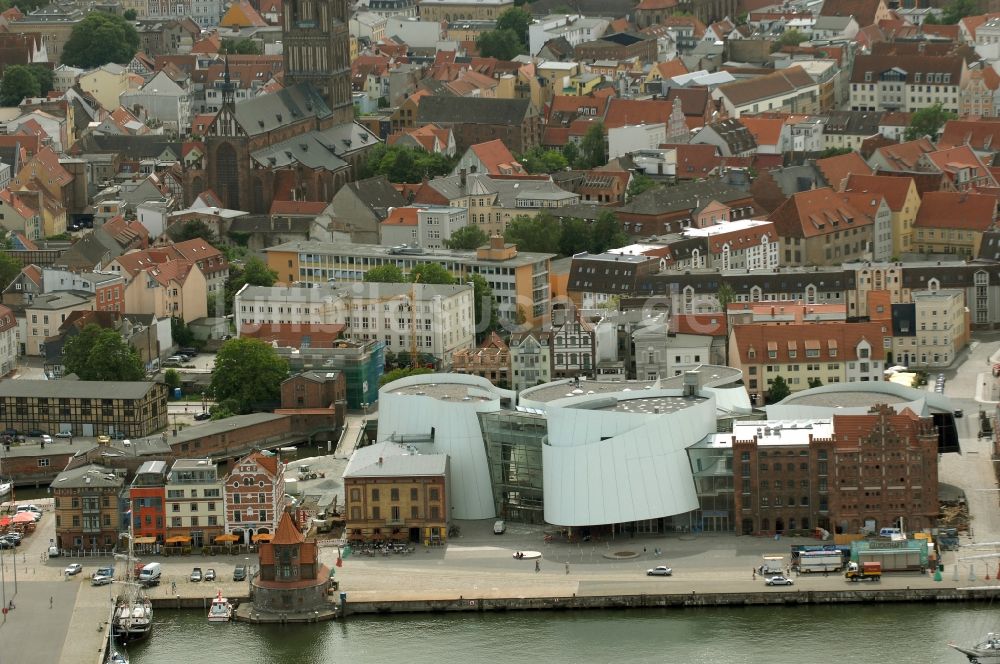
[375,367,752,533]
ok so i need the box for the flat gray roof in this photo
[781,391,908,407]
[0,380,160,400]
[390,383,493,403]
[267,240,554,268]
[52,464,123,489]
[170,412,288,445]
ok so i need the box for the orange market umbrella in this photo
[11,512,33,524]
[214,534,239,543]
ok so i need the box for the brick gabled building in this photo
[767,187,875,266]
[912,191,998,257]
[223,451,286,544]
[731,404,939,537]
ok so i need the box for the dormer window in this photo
[915,73,921,83]
[864,72,872,82]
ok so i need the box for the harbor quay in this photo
[3,512,1000,663]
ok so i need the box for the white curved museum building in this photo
[376,368,751,530]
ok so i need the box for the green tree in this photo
[767,375,791,404]
[0,65,39,106]
[410,262,455,284]
[360,144,458,183]
[476,29,524,60]
[63,324,145,381]
[210,401,236,420]
[170,219,216,243]
[777,29,807,47]
[163,368,181,391]
[0,251,21,290]
[591,210,627,254]
[562,141,579,166]
[503,213,562,254]
[716,282,735,312]
[578,122,607,168]
[558,216,593,256]
[445,225,488,250]
[123,8,137,19]
[240,257,277,287]
[626,173,657,201]
[468,273,499,341]
[210,338,288,413]
[520,146,568,174]
[221,38,262,55]
[940,0,978,24]
[807,377,824,389]
[171,316,195,347]
[496,6,531,43]
[364,264,406,283]
[819,147,852,158]
[27,64,52,96]
[61,12,139,67]
[379,366,434,386]
[904,102,956,140]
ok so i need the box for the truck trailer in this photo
[797,551,843,574]
[845,561,882,582]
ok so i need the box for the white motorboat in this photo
[207,591,233,623]
[0,482,11,498]
[950,633,1000,662]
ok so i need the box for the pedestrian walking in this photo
[565,563,569,574]
[49,596,52,609]
[535,560,540,573]
[171,581,177,595]
[752,569,756,580]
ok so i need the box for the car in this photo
[647,566,673,576]
[161,361,181,368]
[16,504,41,514]
[765,575,794,586]
[204,568,216,581]
[0,428,15,437]
[167,355,186,363]
[233,565,247,581]
[3,533,21,545]
[955,409,964,418]
[26,429,45,437]
[194,412,211,421]
[91,573,113,586]
[493,520,506,535]
[54,431,72,438]
[97,435,111,445]
[65,563,83,576]
[0,539,14,549]
[179,347,198,356]
[190,567,202,582]
[41,434,52,444]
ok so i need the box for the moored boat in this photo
[950,633,1000,662]
[207,591,233,623]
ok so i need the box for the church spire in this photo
[221,55,235,110]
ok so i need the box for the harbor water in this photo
[131,602,1000,663]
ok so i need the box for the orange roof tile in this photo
[815,151,873,191]
[843,174,915,211]
[269,200,327,215]
[381,207,419,227]
[219,0,268,27]
[913,191,997,231]
[271,510,305,544]
[738,116,785,147]
[769,187,874,239]
[872,137,936,171]
[469,139,525,175]
[603,97,673,130]
[732,321,887,365]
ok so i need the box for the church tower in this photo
[282,0,353,123]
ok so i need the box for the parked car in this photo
[204,568,216,581]
[41,434,52,444]
[233,565,247,581]
[493,520,506,535]
[190,567,202,582]
[3,532,22,545]
[194,412,211,421]
[1,428,16,437]
[765,575,794,586]
[646,566,673,576]
[0,539,14,549]
[91,573,113,586]
[54,431,72,438]
[955,409,964,418]
[26,429,45,437]
[97,435,111,444]
[65,563,83,576]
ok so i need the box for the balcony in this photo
[385,517,406,526]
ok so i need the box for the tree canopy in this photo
[468,273,499,341]
[927,0,978,24]
[0,65,38,106]
[558,216,593,257]
[210,338,288,413]
[904,102,955,140]
[475,29,523,60]
[777,29,808,47]
[626,174,657,201]
[503,213,562,254]
[767,375,791,404]
[222,257,277,318]
[496,7,531,43]
[411,262,455,285]
[364,264,406,283]
[222,38,262,55]
[578,123,607,169]
[504,211,628,256]
[63,325,145,381]
[520,146,569,174]
[360,144,458,183]
[61,12,139,68]
[591,210,628,254]
[445,225,488,250]
[0,250,21,291]
[169,219,216,243]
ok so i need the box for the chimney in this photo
[460,168,467,189]
[378,457,383,465]
[490,234,504,250]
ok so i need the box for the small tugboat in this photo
[950,633,1000,662]
[207,590,233,623]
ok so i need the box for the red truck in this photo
[845,561,882,582]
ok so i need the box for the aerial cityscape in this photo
[2,0,1000,659]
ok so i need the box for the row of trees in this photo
[61,12,139,68]
[503,210,628,256]
[518,124,608,173]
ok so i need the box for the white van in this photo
[879,527,903,538]
[138,562,161,586]
[47,546,60,558]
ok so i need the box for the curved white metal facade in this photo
[378,374,514,520]
[542,394,716,527]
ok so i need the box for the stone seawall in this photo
[343,587,1000,616]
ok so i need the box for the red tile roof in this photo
[269,200,327,215]
[913,191,997,231]
[843,174,915,211]
[469,139,525,175]
[738,117,785,147]
[603,98,673,130]
[815,151,873,191]
[769,187,874,238]
[872,137,936,171]
[732,321,887,365]
[271,510,305,544]
[381,206,419,227]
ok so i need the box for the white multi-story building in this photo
[236,283,475,367]
[165,458,225,549]
[528,14,611,56]
[849,54,966,114]
[683,219,781,272]
[0,305,18,377]
[380,206,470,250]
[509,331,551,391]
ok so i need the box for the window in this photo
[429,487,440,501]
[371,488,380,501]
